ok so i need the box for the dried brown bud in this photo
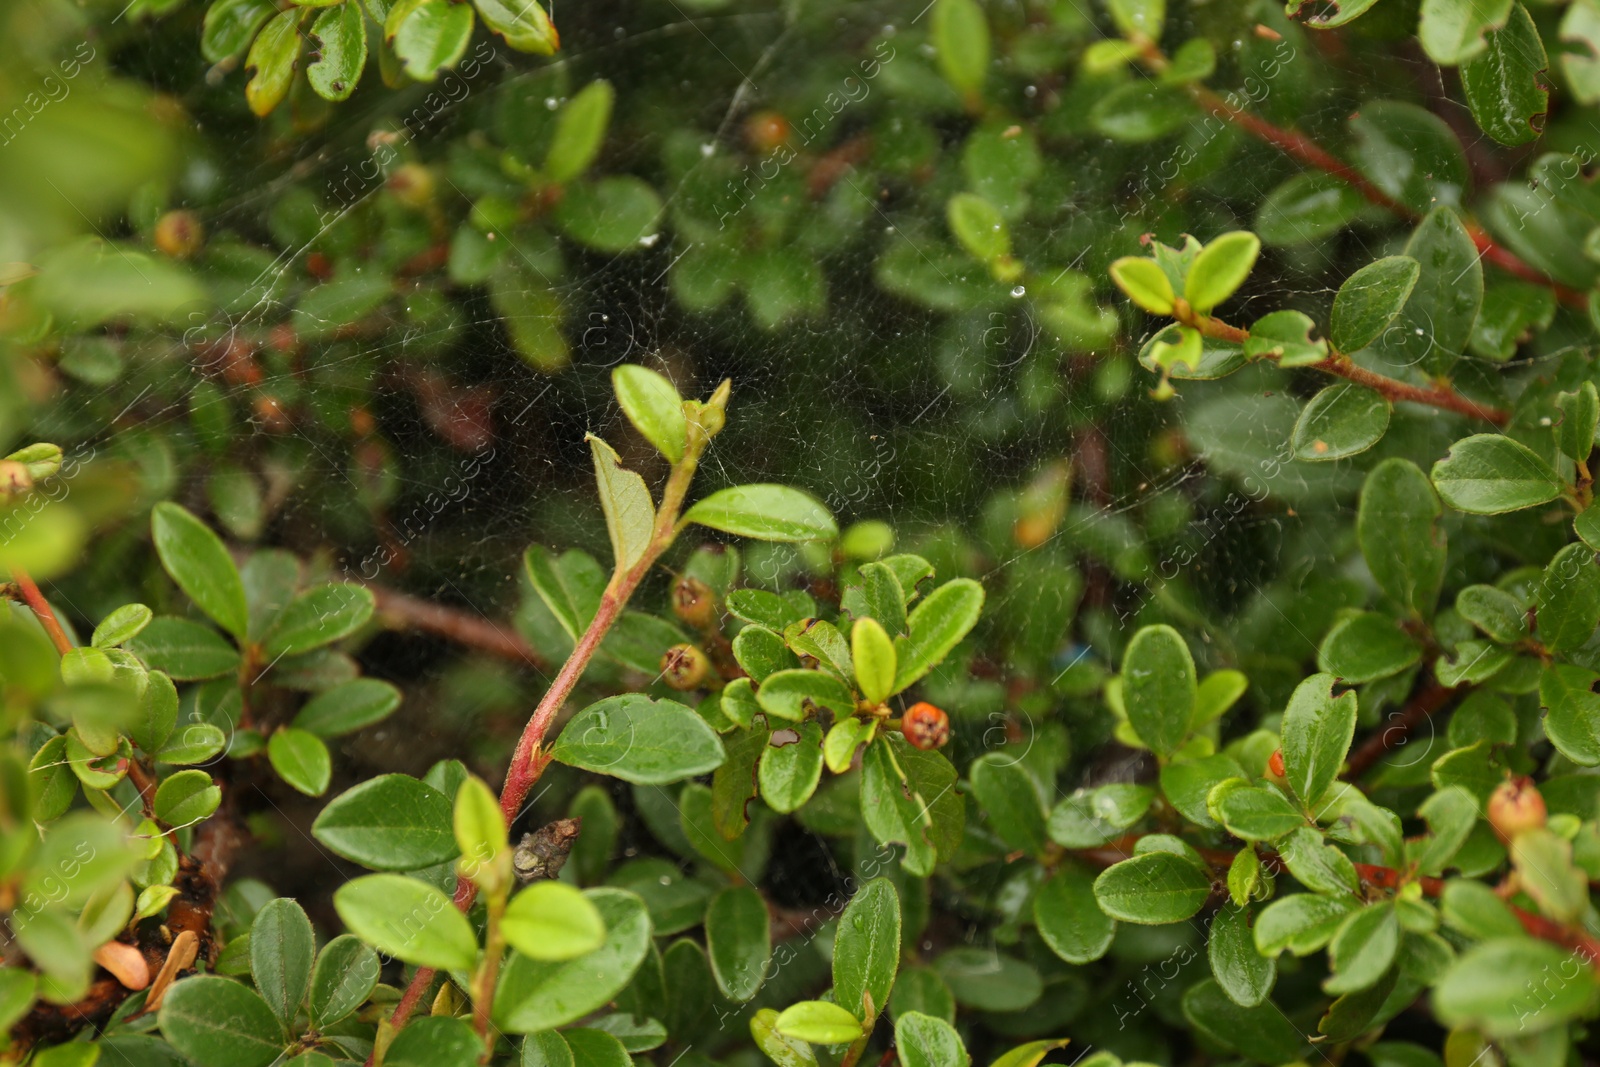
[671,576,717,628]
[1488,776,1546,841]
[93,940,151,990]
[153,210,204,259]
[661,643,711,690]
[902,702,950,750]
[513,818,582,884]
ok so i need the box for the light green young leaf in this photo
[612,365,686,462]
[1280,673,1358,809]
[1184,232,1260,313]
[1120,624,1196,757]
[151,502,248,640]
[892,578,984,692]
[1431,434,1565,514]
[503,881,607,960]
[587,435,656,573]
[684,485,836,542]
[333,874,479,970]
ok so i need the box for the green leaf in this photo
[262,584,374,658]
[547,81,616,184]
[612,365,686,463]
[203,0,278,63]
[151,502,248,640]
[1279,826,1359,896]
[861,735,964,877]
[1432,434,1565,514]
[158,976,285,1067]
[494,889,652,1033]
[969,754,1048,855]
[1092,850,1210,924]
[1243,309,1329,367]
[896,1012,969,1067]
[751,1007,820,1067]
[154,723,228,765]
[1370,206,1482,375]
[1360,459,1447,618]
[1541,664,1600,766]
[1434,938,1598,1036]
[312,773,457,869]
[587,435,656,573]
[504,881,608,961]
[931,0,989,102]
[251,897,315,1033]
[1120,624,1195,756]
[756,669,855,722]
[550,694,725,785]
[1255,894,1358,957]
[835,877,901,1022]
[851,618,896,705]
[92,604,153,649]
[309,935,378,1028]
[1215,784,1304,841]
[1106,0,1163,36]
[0,969,35,1035]
[1317,612,1422,684]
[1419,0,1514,65]
[1091,83,1193,142]
[1181,978,1307,1064]
[1161,754,1245,829]
[1110,257,1176,315]
[308,1,367,101]
[524,547,604,643]
[333,874,479,970]
[154,769,221,827]
[947,194,1015,279]
[892,578,984,692]
[1350,104,1471,216]
[1280,673,1358,808]
[1292,384,1390,462]
[933,950,1039,1013]
[556,177,663,253]
[1210,904,1275,1007]
[706,885,771,1002]
[1033,866,1114,964]
[684,485,836,543]
[758,721,824,813]
[1185,232,1260,314]
[1460,3,1548,146]
[267,728,331,797]
[1536,543,1600,651]
[1324,908,1401,998]
[476,0,558,54]
[775,1000,866,1045]
[244,8,301,116]
[1330,256,1422,352]
[130,670,178,754]
[1558,381,1600,463]
[388,0,473,81]
[524,1031,577,1067]
[387,1015,481,1067]
[1440,880,1525,941]
[1256,173,1368,247]
[293,678,402,738]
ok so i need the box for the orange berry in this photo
[1267,749,1285,778]
[902,702,950,750]
[1488,776,1546,842]
[153,210,204,259]
[745,110,792,153]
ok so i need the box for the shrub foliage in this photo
[5,0,1600,1066]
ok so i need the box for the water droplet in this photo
[638,232,660,248]
[544,97,559,110]
[1011,285,1026,298]
[699,142,716,157]
[1024,84,1037,98]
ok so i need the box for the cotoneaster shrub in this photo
[5,0,1600,1066]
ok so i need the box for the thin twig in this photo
[1181,308,1510,426]
[1178,65,1588,309]
[11,567,73,655]
[367,583,548,670]
[1343,680,1459,782]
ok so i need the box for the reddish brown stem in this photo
[368,584,548,671]
[1185,310,1509,426]
[1187,84,1587,310]
[1344,681,1459,782]
[12,567,73,655]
